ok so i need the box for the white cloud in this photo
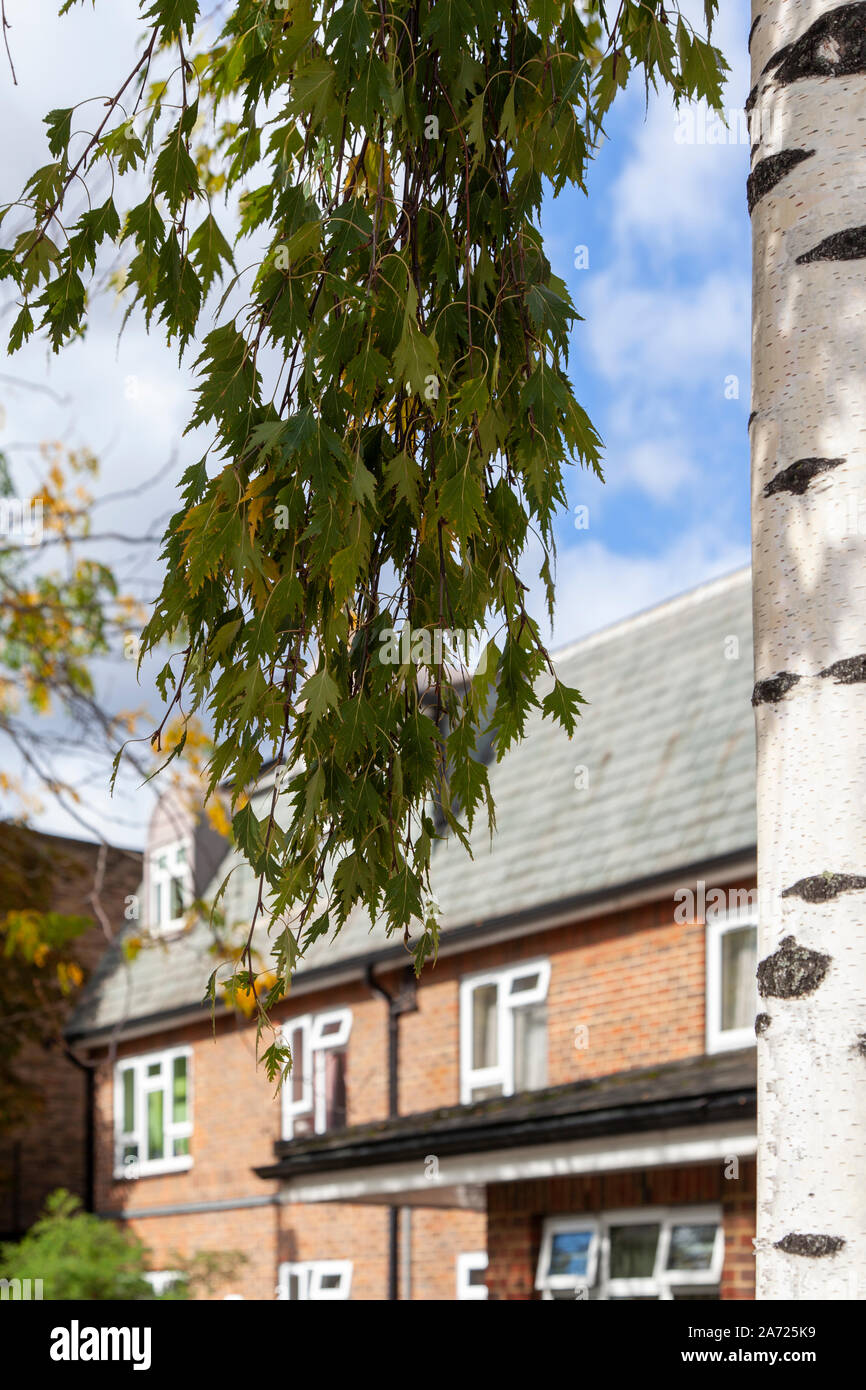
[583,269,749,388]
[532,528,751,650]
[609,439,697,502]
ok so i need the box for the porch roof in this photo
[255,1048,756,1189]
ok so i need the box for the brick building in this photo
[66,567,760,1299]
[0,828,142,1237]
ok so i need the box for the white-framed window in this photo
[706,910,758,1053]
[536,1206,724,1300]
[144,1270,184,1298]
[277,1261,352,1300]
[149,839,192,935]
[281,1009,352,1139]
[114,1045,193,1179]
[459,959,550,1103]
[456,1251,488,1300]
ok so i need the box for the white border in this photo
[456,1251,489,1300]
[277,1260,353,1300]
[706,910,758,1053]
[114,1044,193,1179]
[537,1204,724,1300]
[459,958,551,1103]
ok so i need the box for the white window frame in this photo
[281,1008,352,1139]
[148,838,193,936]
[459,959,550,1104]
[535,1217,600,1297]
[456,1251,489,1300]
[277,1260,352,1300]
[114,1045,193,1179]
[144,1270,184,1297]
[706,908,758,1053]
[536,1205,724,1300]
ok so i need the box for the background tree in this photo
[0,1188,245,1298]
[748,0,866,1300]
[1,2,728,1081]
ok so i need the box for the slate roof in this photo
[68,566,756,1041]
[256,1048,758,1178]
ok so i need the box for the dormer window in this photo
[150,840,192,935]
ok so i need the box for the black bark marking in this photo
[747,410,757,430]
[745,83,758,114]
[775,1233,845,1258]
[854,1034,866,1058]
[797,225,866,264]
[820,654,866,684]
[782,872,866,902]
[763,456,844,496]
[755,1012,772,1036]
[764,4,866,85]
[749,15,762,50]
[752,673,801,705]
[748,149,815,214]
[757,936,831,999]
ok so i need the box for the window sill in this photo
[114,1155,193,1181]
[706,1028,756,1055]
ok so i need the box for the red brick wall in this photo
[90,976,482,1299]
[83,878,756,1298]
[486,1160,757,1300]
[398,882,751,1110]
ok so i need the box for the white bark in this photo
[750,0,866,1298]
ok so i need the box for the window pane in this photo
[147,1089,164,1160]
[667,1224,717,1272]
[153,883,163,924]
[513,1002,547,1091]
[172,1055,188,1125]
[122,1069,135,1133]
[319,1273,342,1290]
[287,1271,301,1300]
[170,875,185,919]
[122,1144,138,1165]
[472,984,498,1070]
[175,844,187,864]
[290,1030,305,1105]
[173,1137,190,1157]
[609,1224,660,1278]
[549,1230,593,1279]
[467,1266,487,1287]
[147,1061,162,1078]
[324,1050,347,1131]
[470,1083,503,1101]
[509,971,541,995]
[721,925,757,1031]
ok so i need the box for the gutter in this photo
[66,846,756,1048]
[62,1042,95,1214]
[256,1084,756,1182]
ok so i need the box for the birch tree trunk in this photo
[749,0,866,1299]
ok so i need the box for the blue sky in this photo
[0,0,755,839]
[534,0,753,641]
